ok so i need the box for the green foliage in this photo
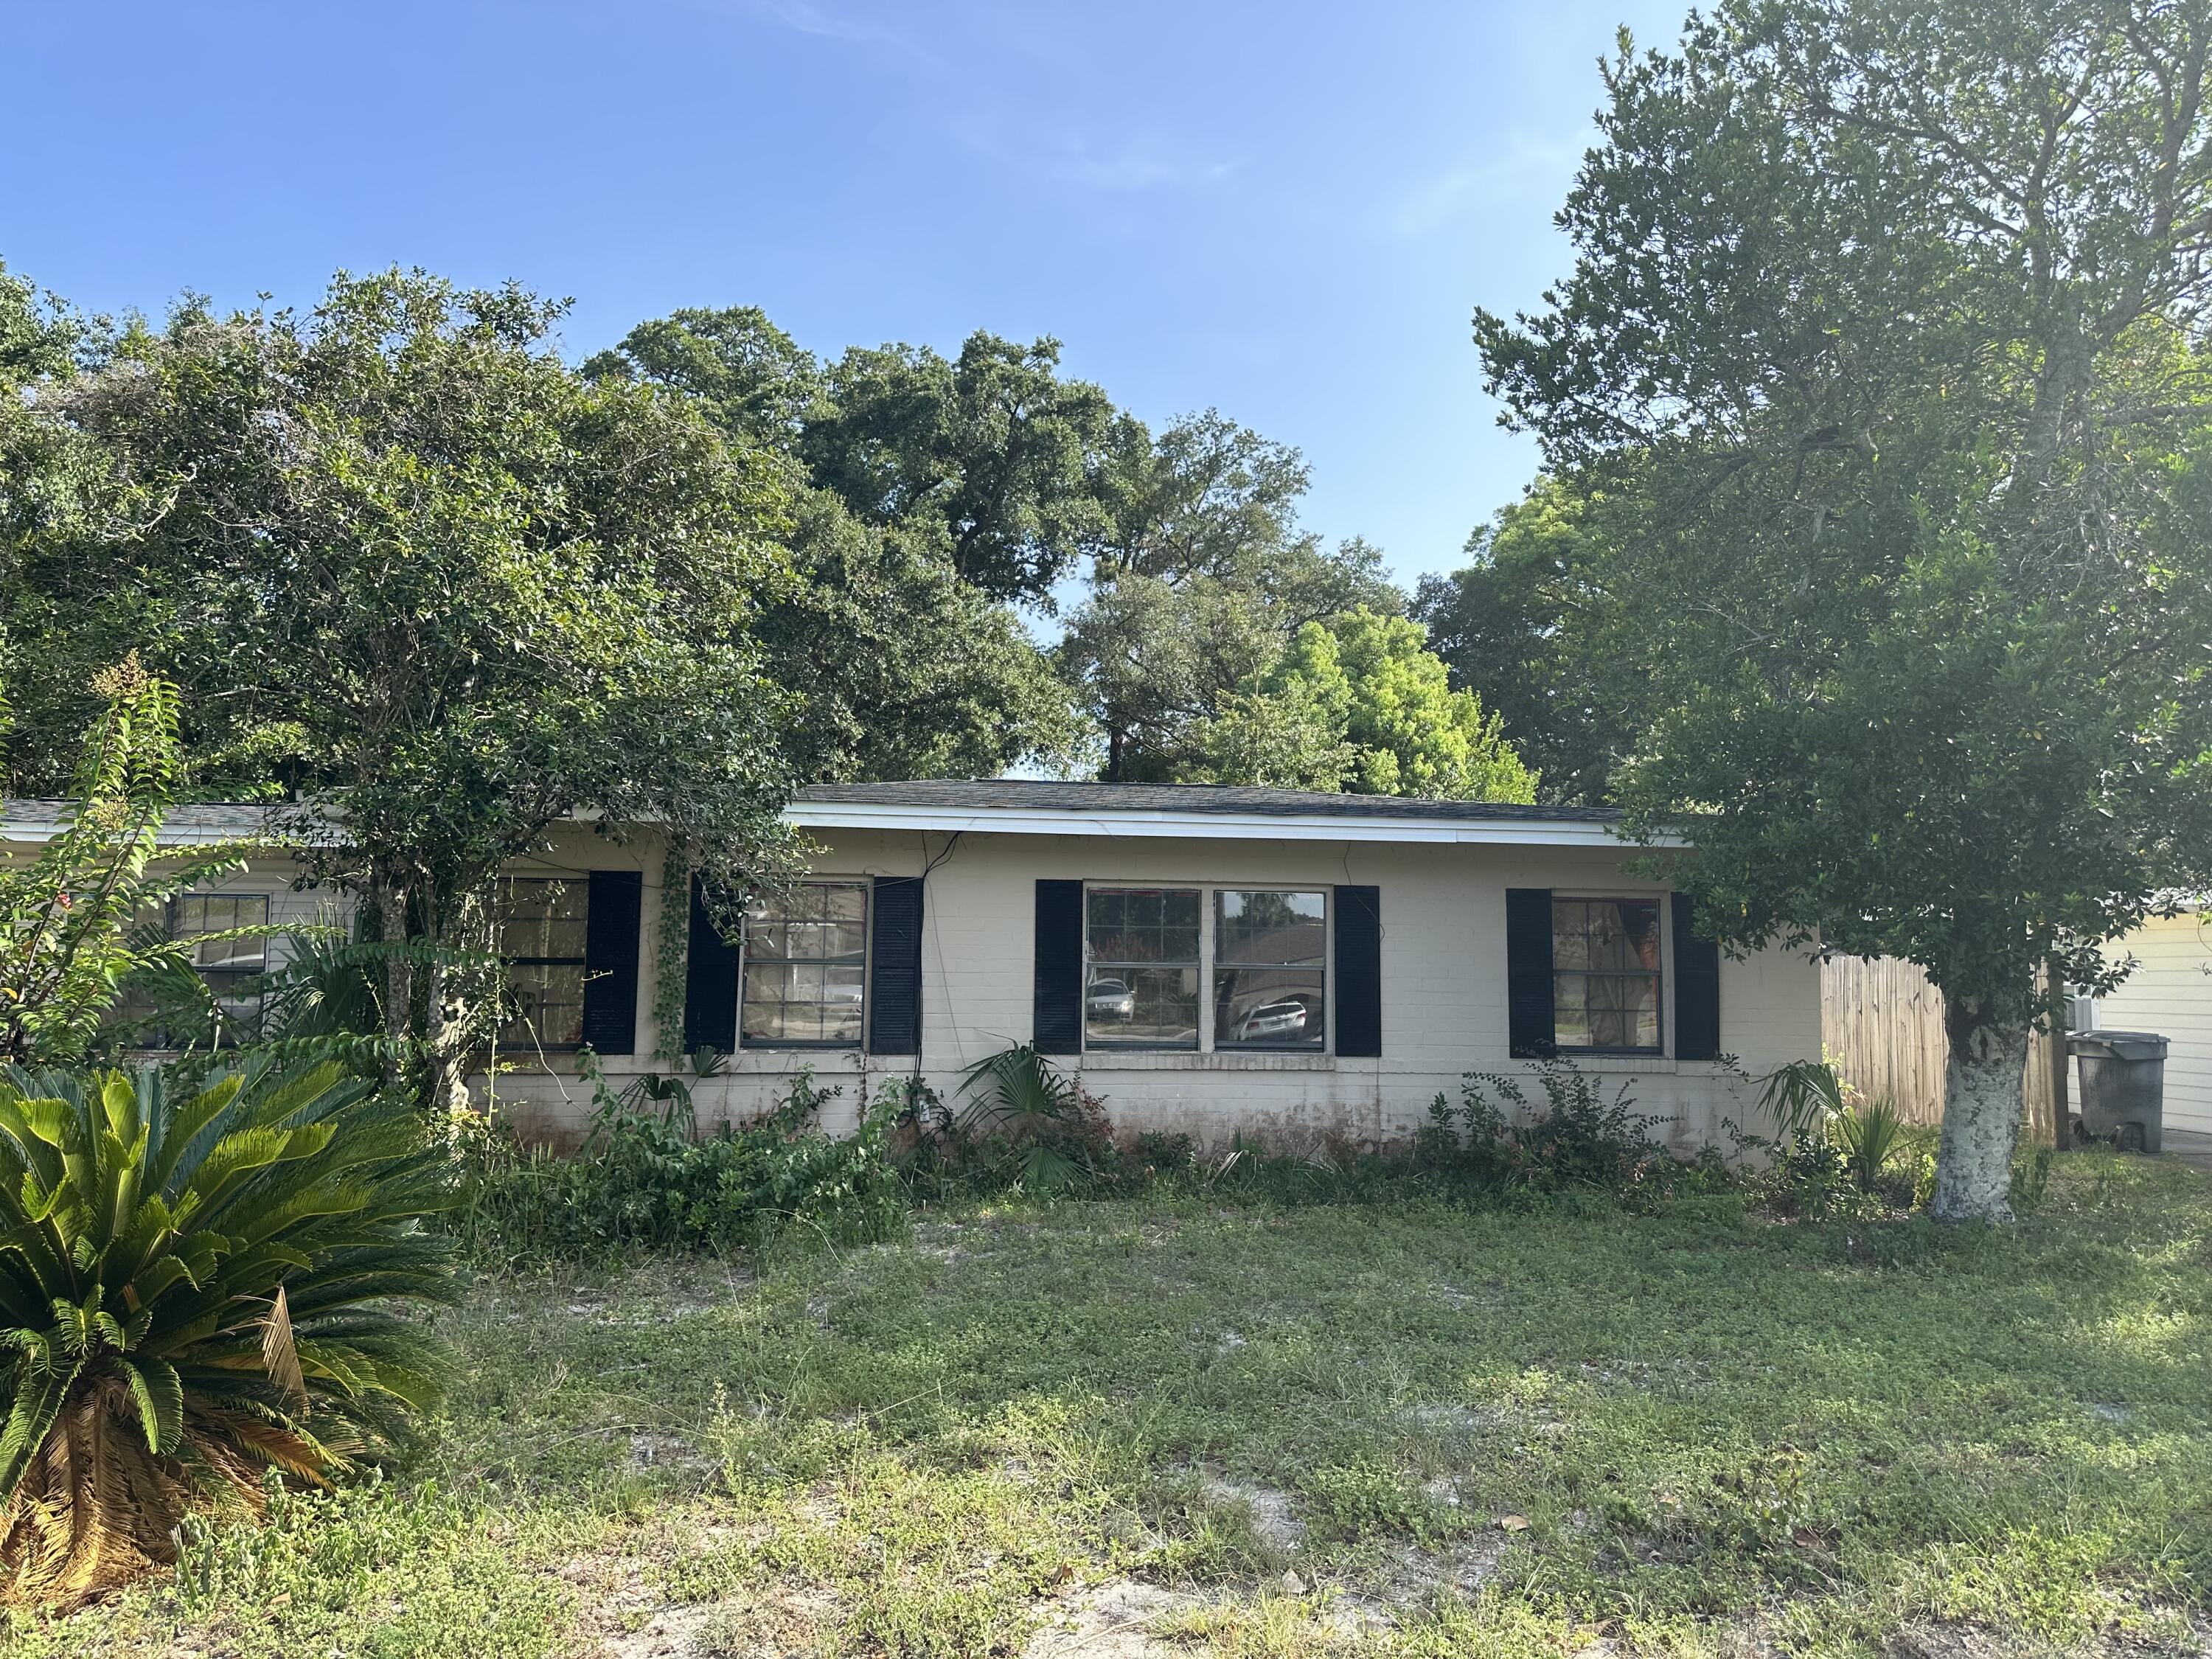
[1419,1060,1685,1200]
[1755,1059,1847,1150]
[0,660,276,1066]
[1240,607,1539,800]
[32,1152,2207,1655]
[2,268,803,1099]
[453,1059,906,1267]
[952,1043,1110,1194]
[1415,479,1647,804]
[1473,3,2212,1215]
[1834,1099,1907,1192]
[0,1059,457,1604]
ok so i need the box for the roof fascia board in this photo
[782,800,1676,848]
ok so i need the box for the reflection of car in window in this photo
[1087,977,1135,1020]
[1234,1000,1310,1041]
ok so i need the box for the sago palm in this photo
[0,1060,459,1605]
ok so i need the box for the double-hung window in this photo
[495,877,588,1049]
[1550,897,1662,1053]
[741,882,868,1048]
[1084,885,1326,1052]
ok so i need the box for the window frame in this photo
[1081,881,1331,1056]
[494,875,591,1053]
[737,879,872,1051]
[1547,891,1667,1057]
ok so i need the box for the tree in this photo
[1057,411,1403,780]
[6,271,801,1105]
[1227,608,1540,801]
[800,333,1117,607]
[1474,0,2212,1219]
[585,307,1086,776]
[1414,478,1645,804]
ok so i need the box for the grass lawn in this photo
[9,1151,2209,1658]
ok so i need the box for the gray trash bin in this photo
[2072,1032,2168,1154]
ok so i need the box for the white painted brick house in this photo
[7,782,1828,1151]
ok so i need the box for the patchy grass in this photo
[7,1150,2208,1658]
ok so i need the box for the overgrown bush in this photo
[1417,1060,1697,1204]
[453,1057,907,1266]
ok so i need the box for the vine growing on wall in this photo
[653,841,693,1062]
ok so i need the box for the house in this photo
[2087,904,2212,1135]
[7,782,1826,1150]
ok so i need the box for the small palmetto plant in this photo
[1833,1099,1907,1191]
[0,1060,458,1606]
[956,1043,1094,1192]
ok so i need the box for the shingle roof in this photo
[792,779,1617,823]
[1,799,291,842]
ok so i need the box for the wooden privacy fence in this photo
[1819,955,2060,1144]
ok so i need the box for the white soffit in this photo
[780,799,1678,848]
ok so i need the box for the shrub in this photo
[454,1058,907,1265]
[0,1060,457,1606]
[951,1044,1112,1194]
[1424,1060,1678,1199]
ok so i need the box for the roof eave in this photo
[782,799,1680,848]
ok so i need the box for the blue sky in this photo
[10,0,1683,589]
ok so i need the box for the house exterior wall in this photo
[2096,912,2212,1134]
[483,824,1823,1155]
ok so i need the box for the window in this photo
[119,892,271,1048]
[1085,887,1201,1048]
[1083,885,1327,1051]
[1214,889,1325,1049]
[1551,897,1662,1052]
[742,883,867,1047]
[496,878,588,1049]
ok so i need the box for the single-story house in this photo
[4,782,1826,1150]
[2088,904,2212,1135]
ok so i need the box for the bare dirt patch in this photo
[1022,1580,1213,1658]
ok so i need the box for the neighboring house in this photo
[2,782,1826,1150]
[2090,905,2212,1135]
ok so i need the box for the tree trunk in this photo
[1932,1000,2027,1222]
[375,872,414,1099]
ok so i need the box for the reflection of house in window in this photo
[1214,890,1325,1049]
[495,878,588,1049]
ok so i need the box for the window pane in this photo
[1214,967,1324,1048]
[1087,888,1200,965]
[1554,972,1593,1048]
[1587,973,1661,1050]
[502,962,585,1048]
[498,879,588,960]
[1551,900,1592,970]
[740,883,868,1046]
[1216,890,1324,966]
[1086,964,1197,1048]
[1588,898,1661,972]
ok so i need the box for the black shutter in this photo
[580,869,643,1055]
[681,874,739,1056]
[1506,887,1555,1059]
[1672,891,1722,1061]
[869,875,925,1055]
[1033,879,1083,1054]
[1333,885,1382,1057]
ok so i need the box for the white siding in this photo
[2096,913,2212,1134]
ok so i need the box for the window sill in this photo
[1542,1053,1676,1074]
[1077,1050,1336,1072]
